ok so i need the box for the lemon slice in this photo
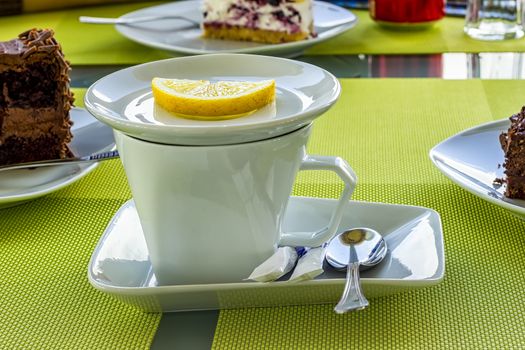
[151,78,276,119]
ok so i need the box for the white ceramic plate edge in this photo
[87,197,445,294]
[429,118,525,216]
[0,164,97,206]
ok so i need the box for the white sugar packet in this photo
[288,245,327,282]
[246,247,298,282]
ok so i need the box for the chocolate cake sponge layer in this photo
[0,135,65,165]
[0,62,59,109]
[0,29,74,166]
[505,176,525,199]
[500,106,525,199]
[500,132,525,176]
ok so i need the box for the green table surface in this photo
[1,2,525,65]
[1,79,525,349]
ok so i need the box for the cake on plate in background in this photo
[202,0,316,44]
[0,28,74,166]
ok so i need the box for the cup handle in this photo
[279,155,357,247]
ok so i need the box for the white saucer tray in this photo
[89,196,445,312]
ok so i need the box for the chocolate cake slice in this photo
[499,107,525,199]
[0,29,74,166]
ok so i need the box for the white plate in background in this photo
[115,0,357,58]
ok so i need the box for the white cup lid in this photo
[85,54,341,146]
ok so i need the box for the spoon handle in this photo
[334,251,369,313]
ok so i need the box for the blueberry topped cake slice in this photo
[499,106,525,199]
[202,0,315,44]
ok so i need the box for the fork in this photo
[0,150,120,172]
[80,13,355,29]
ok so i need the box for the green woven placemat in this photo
[1,3,525,64]
[2,80,525,348]
[211,79,525,349]
[307,10,525,55]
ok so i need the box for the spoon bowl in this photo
[326,228,387,313]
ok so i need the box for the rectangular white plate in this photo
[88,196,444,312]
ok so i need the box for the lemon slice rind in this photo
[152,78,275,119]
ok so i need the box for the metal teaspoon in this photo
[325,228,387,313]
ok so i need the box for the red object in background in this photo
[370,0,445,23]
[369,55,443,78]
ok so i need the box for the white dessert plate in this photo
[84,54,340,145]
[429,119,525,219]
[88,196,445,312]
[0,108,115,209]
[115,0,357,58]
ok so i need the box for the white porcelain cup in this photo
[115,124,356,285]
[465,0,525,40]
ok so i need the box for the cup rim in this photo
[116,122,314,148]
